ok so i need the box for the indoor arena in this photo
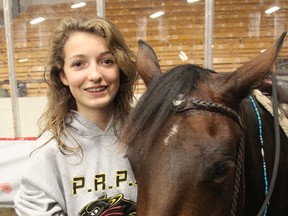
[0,0,287,215]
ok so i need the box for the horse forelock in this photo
[124,64,213,161]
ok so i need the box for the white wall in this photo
[0,97,47,138]
[0,95,142,138]
[0,140,33,207]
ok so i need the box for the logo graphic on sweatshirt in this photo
[78,193,136,216]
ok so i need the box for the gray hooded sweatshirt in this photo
[14,111,137,216]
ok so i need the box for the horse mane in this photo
[121,64,214,153]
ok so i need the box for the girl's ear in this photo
[60,71,69,86]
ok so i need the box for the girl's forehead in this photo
[63,32,109,57]
[65,31,106,45]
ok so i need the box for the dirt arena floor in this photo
[0,208,17,216]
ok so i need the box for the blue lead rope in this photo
[249,96,269,216]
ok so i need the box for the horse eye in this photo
[213,161,234,183]
[215,163,229,176]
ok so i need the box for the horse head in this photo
[122,32,286,215]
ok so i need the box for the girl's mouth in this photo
[85,86,107,93]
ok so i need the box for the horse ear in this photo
[136,39,162,86]
[221,31,287,105]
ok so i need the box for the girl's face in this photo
[61,31,120,118]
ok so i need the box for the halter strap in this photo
[173,97,243,129]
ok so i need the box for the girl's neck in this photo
[93,110,114,130]
[78,106,114,131]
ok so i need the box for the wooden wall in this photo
[0,0,287,96]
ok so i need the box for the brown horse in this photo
[121,32,288,216]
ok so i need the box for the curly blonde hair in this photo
[38,16,136,152]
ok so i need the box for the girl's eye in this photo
[72,61,83,67]
[102,59,114,65]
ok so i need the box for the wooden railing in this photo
[0,0,287,96]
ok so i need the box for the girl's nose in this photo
[88,65,102,81]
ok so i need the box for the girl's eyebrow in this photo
[67,54,85,61]
[99,51,114,57]
[67,51,113,61]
